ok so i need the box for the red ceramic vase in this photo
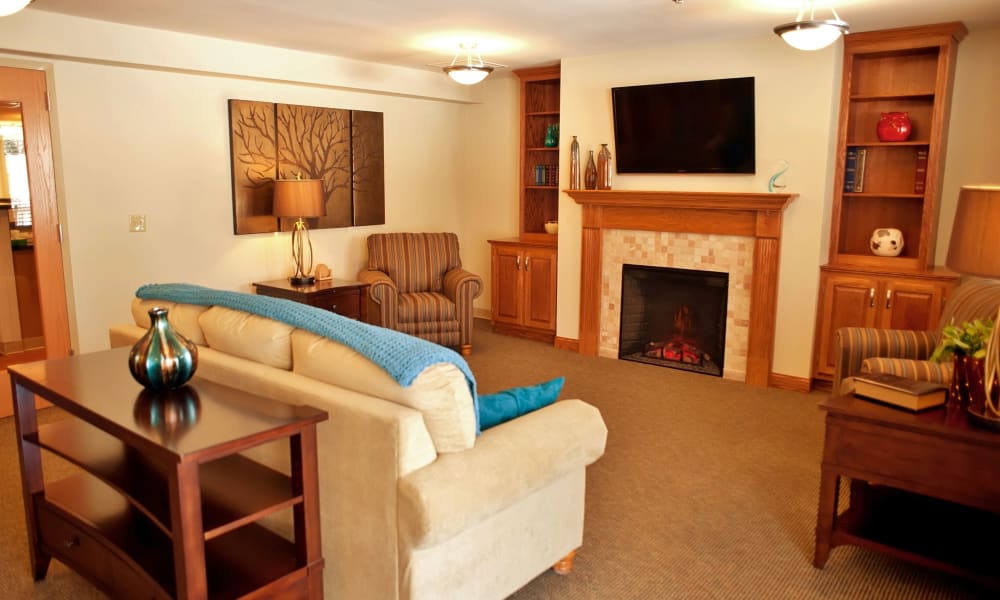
[876,112,912,142]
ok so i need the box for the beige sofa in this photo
[110,297,607,600]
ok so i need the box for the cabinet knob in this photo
[515,256,521,270]
[885,289,892,309]
[524,256,530,271]
[869,288,875,308]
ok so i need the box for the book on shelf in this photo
[843,146,858,192]
[914,148,929,194]
[853,148,867,193]
[852,372,947,411]
[533,164,559,186]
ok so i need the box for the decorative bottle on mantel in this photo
[569,136,581,190]
[597,143,612,190]
[584,150,598,190]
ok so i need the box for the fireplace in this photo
[567,189,796,386]
[619,264,728,376]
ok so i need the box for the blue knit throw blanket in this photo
[136,283,480,433]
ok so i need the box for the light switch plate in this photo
[129,214,146,232]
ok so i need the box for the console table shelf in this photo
[10,348,328,599]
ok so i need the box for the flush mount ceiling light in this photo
[442,43,506,85]
[0,0,32,17]
[774,1,849,51]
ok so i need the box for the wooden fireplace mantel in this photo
[566,189,797,387]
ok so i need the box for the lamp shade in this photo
[946,185,1000,277]
[775,20,848,51]
[273,178,325,218]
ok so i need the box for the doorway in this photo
[0,65,71,418]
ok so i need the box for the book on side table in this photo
[852,373,948,411]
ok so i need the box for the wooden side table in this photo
[814,394,1000,590]
[10,348,328,599]
[254,278,369,322]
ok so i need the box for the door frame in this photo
[1,61,72,416]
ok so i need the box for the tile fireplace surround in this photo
[567,190,797,387]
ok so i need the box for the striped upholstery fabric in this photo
[832,277,1000,395]
[358,233,483,352]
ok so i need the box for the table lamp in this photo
[945,185,1000,427]
[273,176,325,286]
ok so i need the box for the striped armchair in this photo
[832,277,1000,395]
[358,233,483,356]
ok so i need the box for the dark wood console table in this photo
[10,348,328,599]
[815,394,1000,589]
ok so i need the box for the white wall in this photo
[557,35,841,378]
[937,26,1000,264]
[0,11,476,354]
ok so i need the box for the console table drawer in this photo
[825,419,1000,509]
[37,504,112,585]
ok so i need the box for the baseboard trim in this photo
[769,372,811,393]
[554,337,579,352]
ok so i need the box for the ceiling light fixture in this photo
[774,1,849,51]
[0,0,32,18]
[442,43,505,85]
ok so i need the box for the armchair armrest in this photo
[442,267,483,304]
[832,327,938,395]
[358,269,398,329]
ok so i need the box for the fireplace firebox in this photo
[618,264,728,376]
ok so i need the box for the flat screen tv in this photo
[611,76,755,174]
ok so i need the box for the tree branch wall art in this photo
[228,99,385,235]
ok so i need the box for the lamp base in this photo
[289,275,315,287]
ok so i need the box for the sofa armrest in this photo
[832,326,938,395]
[358,269,398,329]
[397,399,607,550]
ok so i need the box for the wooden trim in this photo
[567,189,797,387]
[553,337,579,352]
[769,372,812,393]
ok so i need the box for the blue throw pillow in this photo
[478,376,565,430]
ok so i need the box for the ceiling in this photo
[26,1,1000,74]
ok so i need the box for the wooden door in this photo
[878,278,946,332]
[522,247,557,331]
[814,271,879,378]
[491,244,523,326]
[0,66,70,418]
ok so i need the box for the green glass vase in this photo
[128,307,199,391]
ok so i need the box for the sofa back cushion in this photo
[366,233,462,294]
[198,306,294,370]
[292,330,475,452]
[131,298,209,346]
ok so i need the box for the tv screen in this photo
[611,76,755,174]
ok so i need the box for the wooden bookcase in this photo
[516,65,561,241]
[812,23,966,383]
[489,64,560,342]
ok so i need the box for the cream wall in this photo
[557,35,841,378]
[936,26,1000,264]
[0,11,478,354]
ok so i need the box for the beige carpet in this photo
[0,320,991,599]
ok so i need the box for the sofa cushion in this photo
[292,330,475,453]
[131,298,209,346]
[198,306,294,370]
[397,292,457,324]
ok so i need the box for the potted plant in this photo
[931,318,994,408]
